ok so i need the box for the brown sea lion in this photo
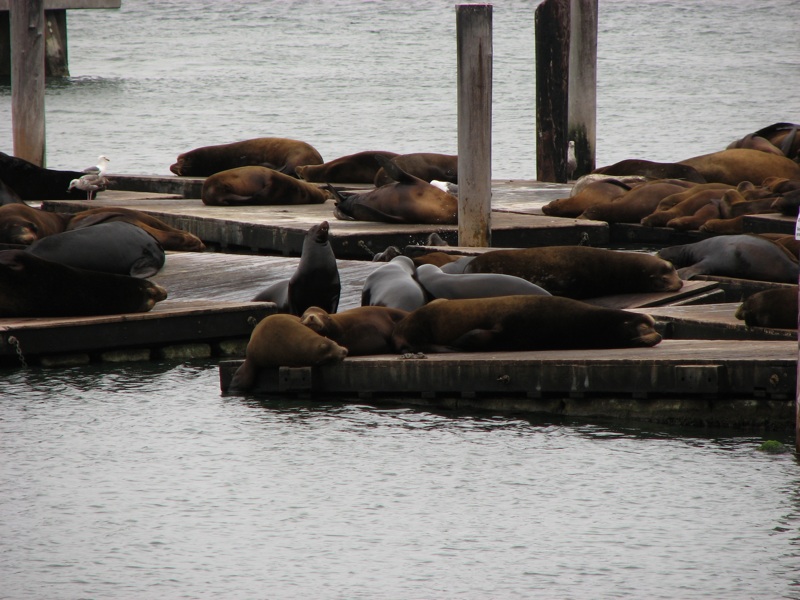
[170,137,323,178]
[578,179,697,223]
[228,314,348,392]
[331,155,457,224]
[0,152,87,201]
[300,305,409,356]
[657,234,798,283]
[0,203,71,245]
[391,295,662,353]
[541,178,635,218]
[0,249,167,317]
[665,200,722,231]
[411,251,466,268]
[592,158,707,183]
[464,246,682,299]
[735,286,798,329]
[639,184,733,227]
[726,134,785,156]
[752,122,800,161]
[677,148,800,185]
[295,151,399,183]
[373,153,458,187]
[770,189,800,216]
[67,207,205,251]
[201,166,332,206]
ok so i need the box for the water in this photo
[2,1,800,598]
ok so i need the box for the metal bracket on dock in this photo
[278,366,312,392]
[674,364,725,394]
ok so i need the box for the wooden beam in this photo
[567,0,597,178]
[11,0,46,166]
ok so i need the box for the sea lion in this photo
[391,295,662,353]
[373,153,458,187]
[677,148,800,185]
[726,133,785,156]
[592,158,707,183]
[252,221,340,315]
[67,207,205,251]
[578,179,698,223]
[770,189,800,216]
[464,246,682,299]
[170,137,324,178]
[411,251,466,268]
[541,178,635,218]
[639,183,734,227]
[734,286,798,329]
[331,155,457,224]
[657,234,799,283]
[568,174,650,197]
[415,263,551,299]
[361,255,428,312]
[300,305,409,356]
[0,249,167,317]
[201,166,332,206]
[26,221,166,278]
[228,314,348,392]
[0,204,71,245]
[0,152,87,201]
[751,122,800,160]
[0,178,23,205]
[295,150,399,183]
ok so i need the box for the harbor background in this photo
[2,1,800,598]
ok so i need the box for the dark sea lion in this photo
[0,152,87,201]
[639,183,734,227]
[752,122,800,160]
[201,166,332,206]
[0,249,167,317]
[26,221,166,278]
[415,263,551,299]
[677,148,800,185]
[391,295,662,353]
[300,305,409,356]
[0,204,71,245]
[592,158,707,183]
[770,189,800,216]
[541,178,634,218]
[464,246,682,299]
[373,153,458,187]
[67,206,205,251]
[726,133,785,156]
[295,151,399,183]
[253,221,340,315]
[735,286,798,329]
[228,314,348,392]
[361,256,428,312]
[331,155,457,224]
[578,179,697,223]
[657,234,799,283]
[0,178,23,205]
[170,137,324,178]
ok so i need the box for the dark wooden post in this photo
[11,0,46,166]
[567,0,597,178]
[456,3,492,248]
[535,0,570,183]
[44,9,69,77]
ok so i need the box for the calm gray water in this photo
[2,1,800,598]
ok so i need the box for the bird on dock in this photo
[67,173,108,200]
[83,155,110,177]
[566,140,577,180]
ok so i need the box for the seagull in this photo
[83,155,110,176]
[566,141,577,180]
[68,173,108,200]
[430,179,459,196]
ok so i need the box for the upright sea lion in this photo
[26,221,167,278]
[415,263,551,299]
[228,314,348,392]
[295,151,399,183]
[67,207,205,251]
[0,249,167,317]
[391,295,662,353]
[170,137,324,178]
[464,246,682,299]
[373,153,458,187]
[0,204,71,245]
[252,221,340,315]
[657,234,799,283]
[735,286,798,329]
[677,148,800,185]
[361,255,428,312]
[0,152,87,201]
[300,305,408,356]
[201,166,332,206]
[331,155,458,224]
[592,159,707,183]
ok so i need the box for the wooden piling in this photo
[456,3,493,247]
[567,0,597,178]
[10,0,46,166]
[535,0,570,183]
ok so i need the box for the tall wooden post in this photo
[456,4,492,248]
[535,0,570,183]
[11,0,46,166]
[567,0,597,178]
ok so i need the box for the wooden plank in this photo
[743,212,795,236]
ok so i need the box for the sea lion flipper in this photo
[374,154,418,185]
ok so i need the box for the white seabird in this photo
[566,141,577,179]
[83,155,110,176]
[68,173,108,200]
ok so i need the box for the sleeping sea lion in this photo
[361,256,428,312]
[295,151,399,183]
[677,148,800,185]
[0,203,71,245]
[0,152,87,201]
[391,295,662,353]
[201,166,332,206]
[300,305,408,356]
[415,263,551,299]
[373,153,458,187]
[734,286,798,329]
[592,159,707,183]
